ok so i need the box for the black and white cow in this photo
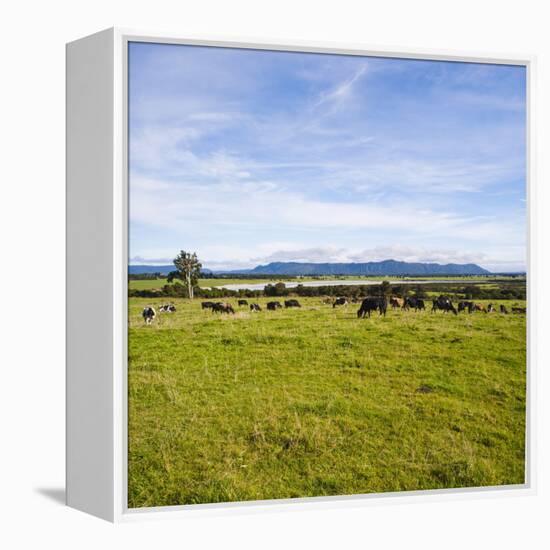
[250,303,262,312]
[142,306,156,325]
[332,297,348,308]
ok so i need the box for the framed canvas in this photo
[66,28,536,522]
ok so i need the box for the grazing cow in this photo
[284,299,301,308]
[212,302,235,314]
[487,303,496,313]
[403,297,425,312]
[390,297,404,309]
[473,303,487,313]
[458,301,474,313]
[500,304,509,314]
[159,303,176,313]
[142,306,156,325]
[238,299,249,306]
[357,296,387,318]
[250,303,262,312]
[512,307,527,314]
[201,301,215,310]
[333,297,348,308]
[267,301,282,310]
[432,296,457,315]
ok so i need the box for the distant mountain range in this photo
[129,259,491,276]
[230,260,490,276]
[129,265,174,275]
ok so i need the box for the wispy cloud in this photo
[313,64,368,110]
[245,244,525,273]
[128,43,526,273]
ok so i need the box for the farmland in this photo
[128,295,527,508]
[127,277,293,290]
[128,274,522,291]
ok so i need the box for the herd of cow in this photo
[354,295,526,317]
[200,298,302,313]
[141,295,526,324]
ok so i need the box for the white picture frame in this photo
[66,27,537,522]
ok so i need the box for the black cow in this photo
[458,301,474,313]
[500,304,508,314]
[357,296,387,318]
[487,303,496,313]
[284,299,301,308]
[212,302,235,314]
[238,299,249,306]
[432,295,457,315]
[201,301,215,310]
[512,306,526,314]
[142,306,156,325]
[333,297,348,308]
[250,303,262,312]
[267,301,282,310]
[403,297,425,311]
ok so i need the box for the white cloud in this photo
[130,255,173,265]
[128,46,526,274]
[129,175,478,235]
[130,244,525,273]
[253,246,349,264]
[313,64,368,111]
[129,174,525,273]
[248,245,525,272]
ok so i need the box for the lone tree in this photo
[167,250,202,299]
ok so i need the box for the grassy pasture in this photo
[128,296,526,508]
[128,277,298,290]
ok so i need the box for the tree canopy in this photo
[167,250,202,299]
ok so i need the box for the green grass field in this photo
[128,296,526,508]
[128,277,300,290]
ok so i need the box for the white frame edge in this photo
[66,27,537,523]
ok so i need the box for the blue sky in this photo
[128,42,526,272]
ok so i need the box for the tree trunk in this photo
[187,272,193,299]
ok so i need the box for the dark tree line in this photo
[128,272,164,280]
[129,279,525,301]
